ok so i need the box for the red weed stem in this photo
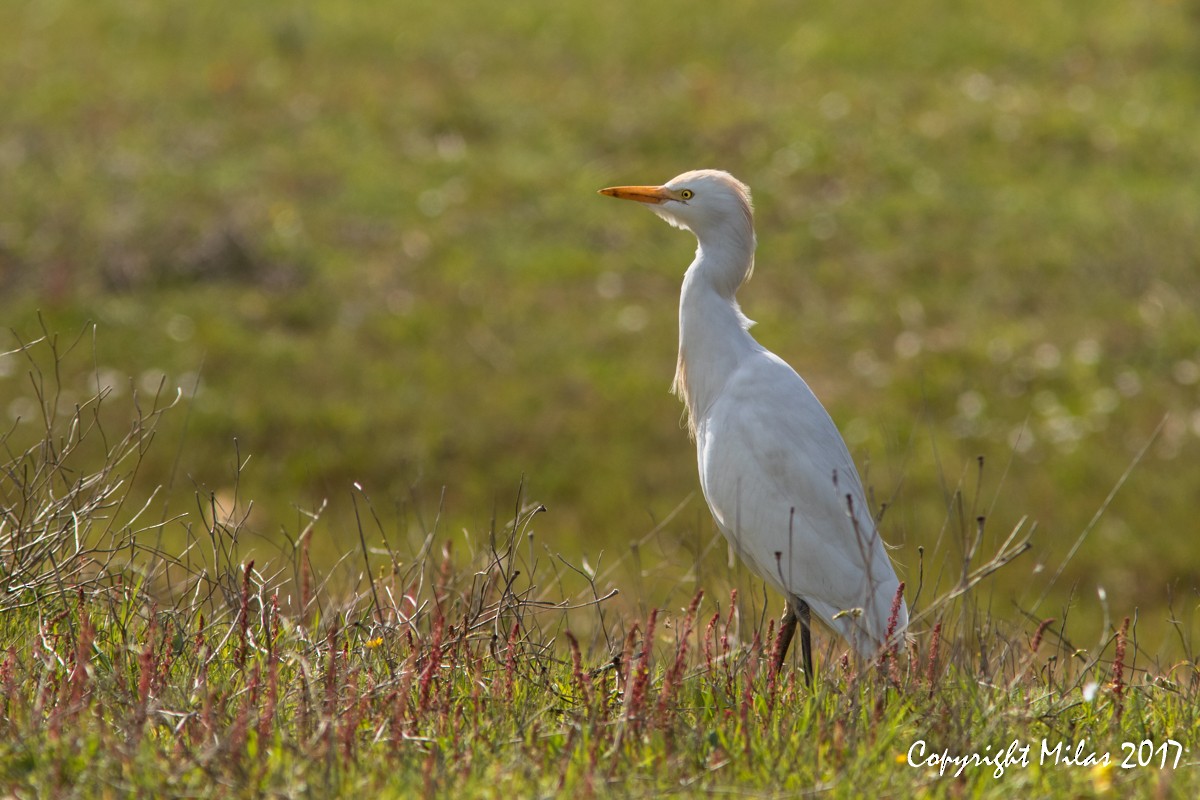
[325,622,340,725]
[154,618,175,697]
[1112,616,1129,725]
[436,542,453,609]
[502,620,518,702]
[198,644,215,741]
[1030,617,1055,654]
[723,589,738,650]
[442,631,461,716]
[419,614,446,715]
[0,646,16,720]
[926,621,942,699]
[627,609,658,727]
[229,665,257,755]
[194,613,206,655]
[391,664,416,748]
[267,592,279,662]
[236,561,255,669]
[341,667,359,762]
[565,631,590,709]
[721,590,738,694]
[49,609,93,739]
[619,624,640,706]
[258,649,278,749]
[135,614,158,733]
[66,609,94,711]
[884,581,905,679]
[764,618,779,693]
[299,537,312,626]
[703,612,720,678]
[740,633,760,755]
[657,591,703,722]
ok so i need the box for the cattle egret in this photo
[599,169,908,682]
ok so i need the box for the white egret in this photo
[599,170,907,682]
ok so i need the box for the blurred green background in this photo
[2,0,1198,655]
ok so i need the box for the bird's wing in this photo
[696,349,905,655]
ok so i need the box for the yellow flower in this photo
[1090,760,1114,793]
[365,636,384,649]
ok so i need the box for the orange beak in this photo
[598,184,675,205]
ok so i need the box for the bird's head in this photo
[599,169,754,244]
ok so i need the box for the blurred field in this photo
[2,0,1199,656]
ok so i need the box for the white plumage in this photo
[600,169,907,678]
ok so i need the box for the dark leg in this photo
[796,598,813,687]
[773,598,814,687]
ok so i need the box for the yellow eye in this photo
[680,189,694,200]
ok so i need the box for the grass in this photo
[1,0,1200,793]
[1,368,1196,797]
[2,1,1199,652]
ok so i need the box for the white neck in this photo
[673,228,759,435]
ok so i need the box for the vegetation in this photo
[0,375,1194,796]
[1,0,1199,794]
